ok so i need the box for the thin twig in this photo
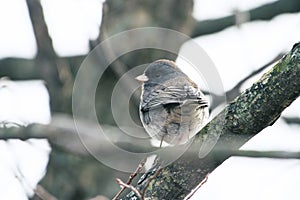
[202,53,284,110]
[184,174,209,200]
[226,53,284,101]
[115,178,142,199]
[112,158,146,200]
[141,166,163,199]
[137,155,161,185]
[214,149,300,160]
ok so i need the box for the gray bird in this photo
[135,59,209,146]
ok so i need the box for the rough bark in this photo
[122,43,300,199]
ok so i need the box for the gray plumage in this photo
[137,59,209,146]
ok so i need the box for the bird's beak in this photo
[135,74,149,82]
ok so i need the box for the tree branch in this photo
[26,0,56,58]
[213,149,300,160]
[0,114,153,157]
[26,0,65,112]
[225,53,284,101]
[282,116,300,125]
[207,52,284,110]
[191,0,300,37]
[122,42,300,199]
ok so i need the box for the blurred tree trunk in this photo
[88,0,195,125]
[26,0,63,111]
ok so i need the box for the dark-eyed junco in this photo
[135,59,209,146]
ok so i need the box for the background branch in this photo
[225,53,284,101]
[25,0,63,111]
[191,0,300,37]
[213,149,300,160]
[26,0,56,58]
[282,116,300,125]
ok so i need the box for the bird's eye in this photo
[155,74,161,78]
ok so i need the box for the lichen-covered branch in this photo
[122,43,300,199]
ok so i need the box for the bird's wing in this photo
[141,85,208,112]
